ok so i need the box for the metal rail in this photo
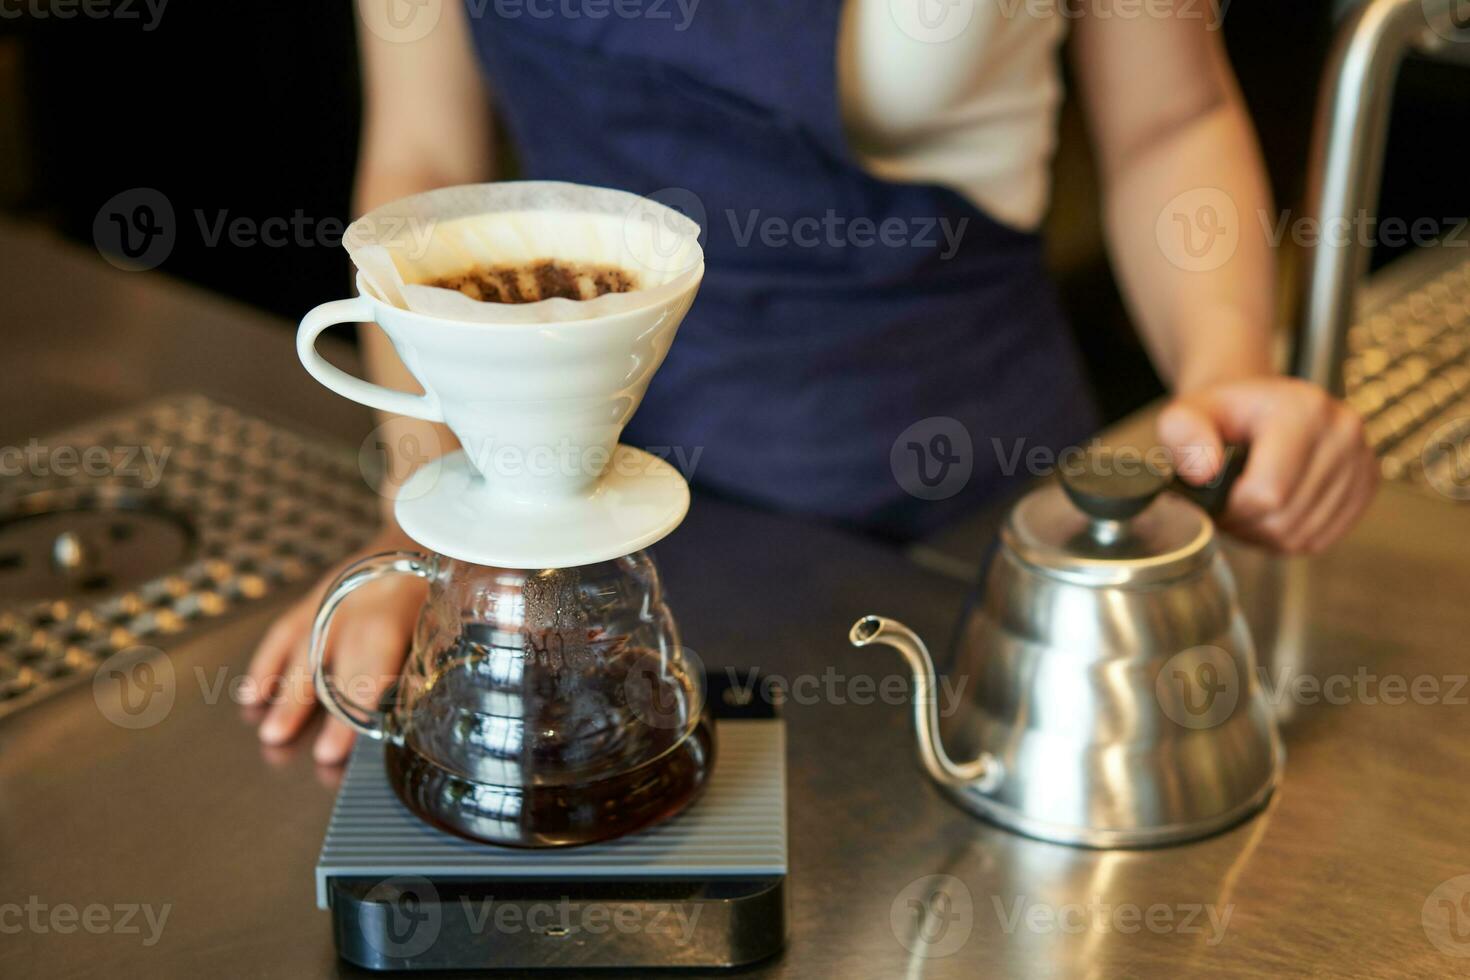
[1294,0,1470,395]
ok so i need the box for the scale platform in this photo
[315,692,787,972]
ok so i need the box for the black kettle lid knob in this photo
[1059,449,1171,522]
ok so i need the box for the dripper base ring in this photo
[394,446,691,568]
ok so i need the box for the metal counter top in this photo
[3,222,1469,978]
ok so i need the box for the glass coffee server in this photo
[311,549,712,847]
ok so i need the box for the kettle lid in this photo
[1003,453,1215,586]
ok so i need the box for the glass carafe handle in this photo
[309,550,431,742]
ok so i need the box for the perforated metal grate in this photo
[1345,252,1470,499]
[0,394,379,720]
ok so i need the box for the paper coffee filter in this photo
[344,182,704,323]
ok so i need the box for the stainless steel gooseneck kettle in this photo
[850,450,1283,847]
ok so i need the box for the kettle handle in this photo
[1060,443,1249,522]
[1172,443,1249,517]
[308,550,432,743]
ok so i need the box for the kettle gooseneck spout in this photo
[849,616,1002,792]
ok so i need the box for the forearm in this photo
[349,1,495,520]
[1100,94,1277,394]
[1100,91,1278,393]
[1070,7,1280,395]
[357,329,459,524]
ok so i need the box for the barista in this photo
[246,1,1379,763]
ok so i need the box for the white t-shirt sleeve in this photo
[838,0,1067,232]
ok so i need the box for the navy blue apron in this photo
[462,1,1097,539]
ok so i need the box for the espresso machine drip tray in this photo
[0,394,379,720]
[316,697,787,971]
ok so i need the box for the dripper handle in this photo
[309,550,433,742]
[297,296,444,422]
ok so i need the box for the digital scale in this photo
[315,681,788,972]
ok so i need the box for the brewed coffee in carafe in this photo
[386,638,713,846]
[313,548,713,848]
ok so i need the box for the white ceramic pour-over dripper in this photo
[297,269,702,568]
